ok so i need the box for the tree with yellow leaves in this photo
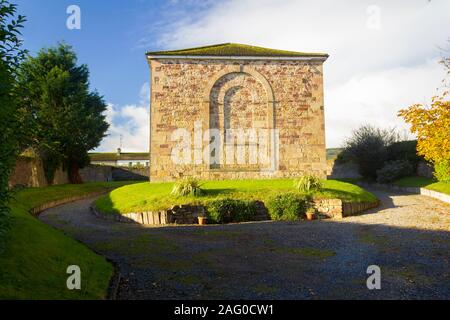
[398,58,450,182]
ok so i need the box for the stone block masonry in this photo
[147,44,328,182]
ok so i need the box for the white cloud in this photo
[149,0,449,147]
[96,83,150,152]
[325,59,446,147]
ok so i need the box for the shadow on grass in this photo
[320,187,377,204]
[202,188,236,196]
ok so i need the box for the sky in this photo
[13,0,450,151]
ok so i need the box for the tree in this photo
[16,43,109,184]
[0,0,26,251]
[398,96,450,181]
[338,125,398,180]
[398,57,450,182]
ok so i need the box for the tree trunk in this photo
[68,161,83,184]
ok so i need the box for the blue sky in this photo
[15,0,174,106]
[13,0,450,151]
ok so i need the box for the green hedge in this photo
[386,140,422,169]
[376,160,414,183]
[266,193,311,221]
[205,198,258,224]
[434,160,450,182]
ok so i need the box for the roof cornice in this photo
[146,55,328,61]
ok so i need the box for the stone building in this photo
[146,43,328,181]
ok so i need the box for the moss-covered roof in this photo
[146,43,328,58]
[89,153,149,161]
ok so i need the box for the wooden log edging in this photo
[357,182,450,204]
[341,200,380,217]
[314,198,380,219]
[90,205,174,225]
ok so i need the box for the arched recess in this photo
[203,65,275,103]
[202,66,276,170]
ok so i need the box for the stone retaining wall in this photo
[170,205,205,224]
[9,159,149,188]
[314,199,342,218]
[92,198,379,225]
[9,157,69,188]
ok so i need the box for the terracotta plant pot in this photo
[306,212,315,221]
[198,216,207,225]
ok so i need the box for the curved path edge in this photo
[29,190,111,216]
[357,181,450,204]
[29,191,121,300]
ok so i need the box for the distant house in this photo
[89,149,150,167]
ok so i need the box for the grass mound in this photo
[95,179,377,215]
[0,182,132,299]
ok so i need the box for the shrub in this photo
[376,160,414,183]
[0,2,27,254]
[294,175,322,193]
[266,193,310,221]
[206,198,257,223]
[434,160,450,182]
[340,125,399,180]
[171,177,204,197]
[386,140,422,170]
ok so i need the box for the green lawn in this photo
[394,176,450,195]
[0,181,134,300]
[95,179,377,214]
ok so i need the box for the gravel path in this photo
[39,188,449,300]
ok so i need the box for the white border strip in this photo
[357,182,450,204]
[147,55,328,61]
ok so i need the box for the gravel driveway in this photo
[39,188,450,300]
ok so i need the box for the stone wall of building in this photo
[149,59,327,181]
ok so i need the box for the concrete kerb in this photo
[357,181,450,205]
